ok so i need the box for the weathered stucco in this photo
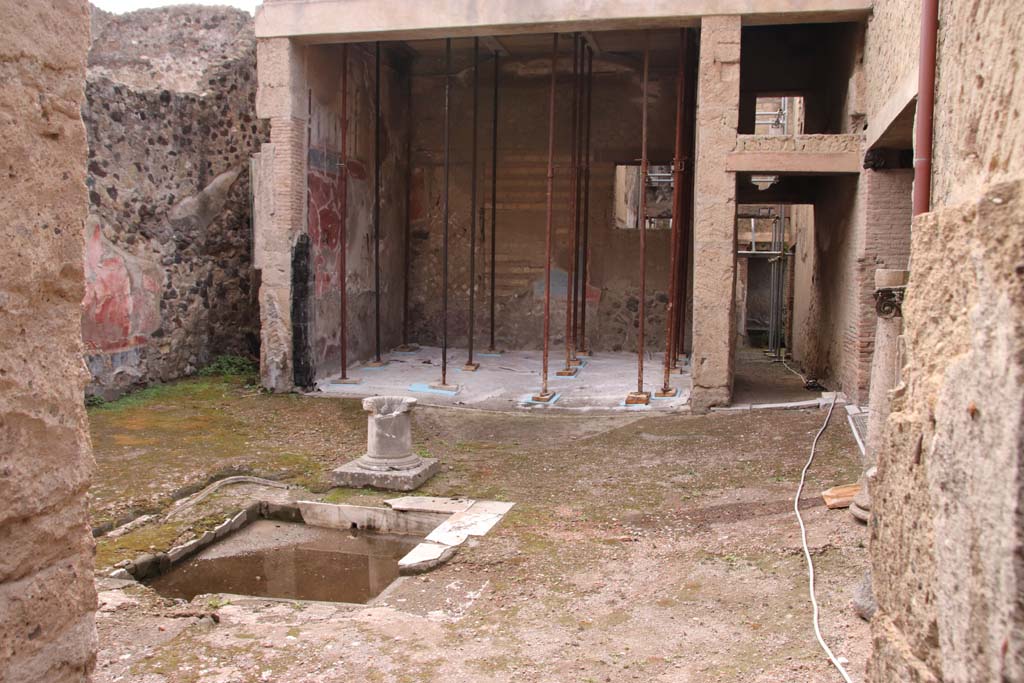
[256,0,872,41]
[870,180,1024,683]
[868,0,1024,680]
[0,0,97,680]
[862,0,919,141]
[83,6,266,398]
[690,15,741,412]
[930,0,1024,208]
[304,44,409,382]
[254,38,307,391]
[255,40,409,389]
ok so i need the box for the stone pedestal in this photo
[332,396,439,491]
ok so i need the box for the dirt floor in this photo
[732,347,821,405]
[90,375,870,682]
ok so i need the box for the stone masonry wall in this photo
[83,6,266,398]
[0,1,97,680]
[868,1,1024,681]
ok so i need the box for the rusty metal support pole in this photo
[372,41,383,363]
[558,34,580,377]
[465,38,480,371]
[674,32,697,366]
[533,33,559,402]
[487,52,500,352]
[659,30,687,397]
[627,35,651,404]
[440,38,452,387]
[569,34,583,363]
[579,46,594,356]
[399,57,415,352]
[339,44,350,380]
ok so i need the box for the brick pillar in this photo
[255,38,307,391]
[690,16,741,413]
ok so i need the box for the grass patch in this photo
[94,522,184,570]
[198,354,259,379]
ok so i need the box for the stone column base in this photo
[690,386,731,414]
[331,458,440,492]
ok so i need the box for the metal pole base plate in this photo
[365,360,389,368]
[462,362,480,372]
[655,386,676,398]
[531,391,557,403]
[555,367,579,377]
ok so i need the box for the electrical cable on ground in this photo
[781,357,808,383]
[794,393,854,683]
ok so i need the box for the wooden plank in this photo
[822,483,861,509]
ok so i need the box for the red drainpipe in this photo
[913,0,939,216]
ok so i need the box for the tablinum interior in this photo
[301,29,702,390]
[147,520,421,604]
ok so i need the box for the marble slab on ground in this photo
[384,496,475,513]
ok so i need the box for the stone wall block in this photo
[870,180,1024,681]
[1,0,96,678]
[0,557,97,682]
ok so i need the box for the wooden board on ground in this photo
[822,483,861,509]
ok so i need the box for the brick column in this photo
[690,16,741,413]
[255,38,307,391]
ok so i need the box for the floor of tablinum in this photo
[318,346,692,413]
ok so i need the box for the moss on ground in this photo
[87,377,366,529]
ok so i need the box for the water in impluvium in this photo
[147,519,421,604]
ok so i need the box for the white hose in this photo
[782,357,809,384]
[794,394,854,683]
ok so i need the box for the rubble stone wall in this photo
[83,6,266,398]
[0,1,97,680]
